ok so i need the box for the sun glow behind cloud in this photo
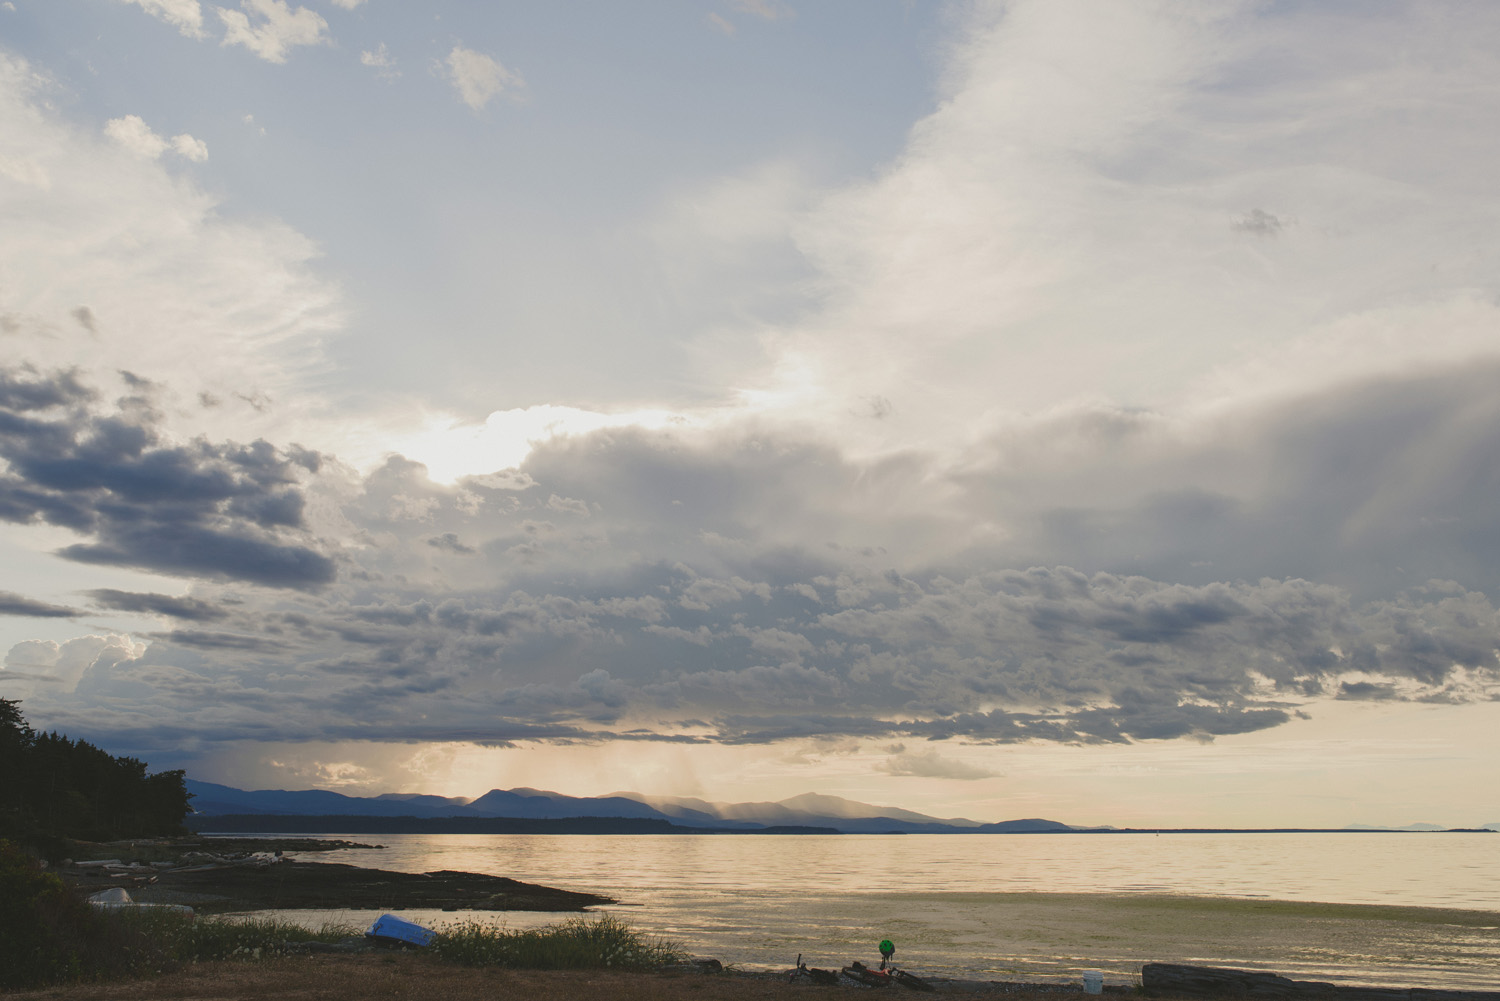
[387,405,699,485]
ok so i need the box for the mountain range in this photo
[184,781,1500,834]
[184,780,1074,834]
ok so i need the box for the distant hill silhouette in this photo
[184,780,1074,833]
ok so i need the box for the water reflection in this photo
[224,832,1499,988]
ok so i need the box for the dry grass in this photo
[0,952,1093,1000]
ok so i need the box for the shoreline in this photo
[7,953,1498,1001]
[51,839,1500,993]
[0,952,1112,1000]
[57,837,613,914]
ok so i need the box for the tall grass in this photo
[432,915,685,970]
[7,909,683,987]
[109,910,352,964]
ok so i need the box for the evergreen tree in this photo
[0,699,190,845]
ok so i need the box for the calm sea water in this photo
[226,832,1500,989]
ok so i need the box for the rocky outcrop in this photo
[1143,963,1500,1001]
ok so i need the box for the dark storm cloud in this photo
[12,358,1500,752]
[0,365,94,411]
[0,366,335,588]
[150,629,283,652]
[60,530,333,588]
[0,591,83,618]
[1338,681,1396,701]
[54,553,1487,751]
[87,589,229,622]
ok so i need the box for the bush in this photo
[0,838,113,988]
[0,838,353,987]
[431,914,685,970]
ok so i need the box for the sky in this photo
[2,0,1499,829]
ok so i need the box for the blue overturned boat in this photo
[365,913,437,948]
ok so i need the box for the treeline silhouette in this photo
[1,698,190,848]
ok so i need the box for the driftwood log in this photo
[1142,964,1500,1001]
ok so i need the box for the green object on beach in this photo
[880,939,895,958]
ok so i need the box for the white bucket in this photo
[1083,970,1104,994]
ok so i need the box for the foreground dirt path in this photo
[0,953,1097,1000]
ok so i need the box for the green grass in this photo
[109,910,353,964]
[431,914,686,971]
[12,909,684,987]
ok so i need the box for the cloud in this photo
[360,43,396,77]
[1338,681,1396,701]
[426,532,475,555]
[645,158,815,333]
[118,0,205,38]
[329,0,364,8]
[729,0,792,21]
[0,366,93,410]
[12,354,1500,756]
[0,366,335,589]
[1232,208,1283,238]
[216,0,328,63]
[743,0,1500,462]
[105,115,208,162]
[444,46,523,110]
[0,592,82,618]
[154,629,284,652]
[707,2,793,35]
[2,634,145,693]
[88,589,228,622]
[961,360,1500,603]
[877,746,1000,780]
[103,115,166,159]
[171,134,209,162]
[0,55,342,447]
[545,494,589,517]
